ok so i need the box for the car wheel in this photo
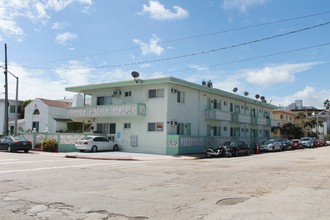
[24,149,29,153]
[7,145,13,152]
[91,145,98,152]
[113,144,119,151]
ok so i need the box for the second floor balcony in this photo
[67,103,146,118]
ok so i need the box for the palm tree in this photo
[324,99,330,110]
[271,126,282,137]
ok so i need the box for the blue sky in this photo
[0,0,330,108]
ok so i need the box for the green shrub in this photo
[325,134,330,141]
[42,139,58,152]
[67,121,83,132]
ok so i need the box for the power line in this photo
[24,10,330,67]
[162,42,330,74]
[21,21,330,70]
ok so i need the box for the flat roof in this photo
[66,76,277,109]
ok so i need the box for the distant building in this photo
[0,99,23,135]
[24,98,72,133]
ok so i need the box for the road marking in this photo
[0,162,119,174]
[0,159,77,165]
[0,159,19,162]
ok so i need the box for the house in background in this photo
[24,98,73,133]
[66,76,278,155]
[0,99,23,135]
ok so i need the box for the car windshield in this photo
[263,140,274,144]
[300,138,309,141]
[81,136,94,140]
[13,136,27,141]
[223,141,238,147]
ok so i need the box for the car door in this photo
[0,138,6,150]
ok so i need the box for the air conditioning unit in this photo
[170,121,178,126]
[171,88,177,93]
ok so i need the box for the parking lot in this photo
[1,147,330,219]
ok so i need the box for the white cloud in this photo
[52,21,70,30]
[270,86,330,109]
[141,0,189,21]
[244,62,322,86]
[55,32,77,45]
[189,64,209,72]
[0,0,93,41]
[223,0,269,12]
[133,34,164,56]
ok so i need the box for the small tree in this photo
[42,139,58,152]
[67,121,83,132]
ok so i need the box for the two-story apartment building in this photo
[66,77,277,155]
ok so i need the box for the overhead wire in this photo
[20,21,330,70]
[23,10,330,67]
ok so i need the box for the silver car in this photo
[75,136,119,152]
[260,139,282,152]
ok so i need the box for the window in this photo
[148,122,163,131]
[97,96,112,105]
[33,109,40,115]
[177,123,184,135]
[9,105,15,113]
[124,123,131,129]
[125,91,132,97]
[212,99,221,109]
[148,89,164,98]
[212,126,221,136]
[177,91,185,103]
[32,121,39,132]
[280,115,284,119]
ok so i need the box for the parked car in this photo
[300,137,317,148]
[75,136,119,152]
[277,139,292,150]
[0,135,32,153]
[316,139,326,147]
[291,139,303,149]
[222,141,250,157]
[259,139,282,152]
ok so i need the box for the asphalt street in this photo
[1,147,330,219]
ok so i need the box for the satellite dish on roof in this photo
[131,71,140,79]
[255,94,260,99]
[244,91,249,96]
[260,96,265,101]
[233,87,238,93]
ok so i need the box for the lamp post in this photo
[8,71,19,136]
[312,110,329,138]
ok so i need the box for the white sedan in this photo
[75,136,119,152]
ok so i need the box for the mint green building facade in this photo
[65,77,278,155]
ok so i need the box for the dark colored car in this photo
[0,135,32,153]
[222,141,250,157]
[277,139,292,150]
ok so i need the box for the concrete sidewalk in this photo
[64,151,203,161]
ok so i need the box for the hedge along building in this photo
[65,76,278,155]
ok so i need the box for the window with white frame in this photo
[212,126,221,136]
[97,96,112,105]
[124,123,131,129]
[125,91,132,97]
[148,122,164,131]
[177,91,185,103]
[148,89,164,98]
[212,99,221,109]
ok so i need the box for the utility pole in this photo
[4,44,8,136]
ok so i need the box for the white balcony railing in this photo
[205,109,231,121]
[67,103,146,118]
